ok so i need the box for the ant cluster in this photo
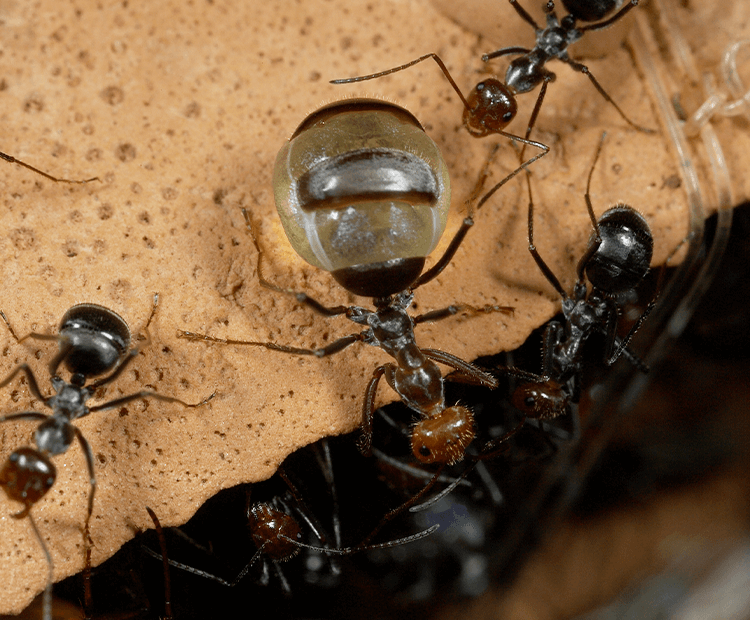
[0,0,682,617]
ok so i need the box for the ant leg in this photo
[279,524,439,556]
[575,133,607,281]
[177,330,364,359]
[481,46,532,62]
[25,513,53,620]
[0,364,50,403]
[357,464,446,548]
[411,216,474,289]
[562,57,655,133]
[371,447,470,488]
[87,390,215,413]
[507,0,542,29]
[143,540,269,588]
[278,468,329,546]
[577,0,639,32]
[0,411,49,425]
[312,440,343,550]
[0,150,99,184]
[474,131,551,212]
[0,311,58,345]
[331,53,477,111]
[413,304,513,325]
[241,208,349,317]
[412,143,502,289]
[524,167,568,298]
[473,418,526,460]
[358,365,389,457]
[73,429,96,616]
[145,507,173,620]
[421,348,498,389]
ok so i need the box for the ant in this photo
[482,0,652,145]
[0,294,214,616]
[332,0,650,178]
[1,149,99,184]
[144,443,438,595]
[180,99,524,467]
[502,131,654,431]
[372,131,656,516]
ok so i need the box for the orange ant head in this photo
[463,79,517,137]
[248,503,303,561]
[511,380,568,420]
[411,405,475,465]
[0,448,56,517]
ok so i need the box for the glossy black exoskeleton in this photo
[0,295,214,619]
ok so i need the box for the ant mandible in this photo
[180,99,517,468]
[0,294,214,612]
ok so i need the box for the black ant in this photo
[1,149,99,184]
[0,294,214,616]
[180,99,522,467]
[374,131,656,516]
[332,0,650,178]
[503,131,654,429]
[482,0,652,144]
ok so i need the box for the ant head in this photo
[411,405,475,465]
[463,79,517,137]
[274,99,450,299]
[248,502,302,561]
[585,205,653,296]
[0,447,56,515]
[511,380,568,420]
[560,0,621,22]
[58,304,131,378]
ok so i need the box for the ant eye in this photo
[525,396,536,408]
[419,446,431,457]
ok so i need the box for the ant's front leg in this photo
[0,364,50,404]
[241,208,349,317]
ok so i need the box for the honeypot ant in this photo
[1,149,99,184]
[180,99,526,466]
[0,294,214,616]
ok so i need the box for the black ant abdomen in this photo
[56,303,132,377]
[584,204,653,295]
[561,0,623,23]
